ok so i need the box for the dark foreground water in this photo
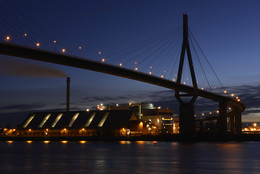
[1,141,260,174]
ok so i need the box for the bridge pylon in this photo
[217,101,228,134]
[175,13,198,137]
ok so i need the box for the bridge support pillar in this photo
[179,103,195,136]
[235,110,242,134]
[217,101,227,134]
[229,115,235,134]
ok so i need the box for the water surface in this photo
[1,141,260,174]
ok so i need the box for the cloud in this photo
[82,96,119,102]
[79,83,260,118]
[0,104,41,110]
[0,56,67,78]
[0,103,46,113]
[242,112,260,122]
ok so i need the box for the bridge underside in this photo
[179,103,195,135]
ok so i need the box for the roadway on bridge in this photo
[0,42,245,111]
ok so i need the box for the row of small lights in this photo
[5,140,87,144]
[4,35,182,80]
[6,140,158,144]
[99,54,175,80]
[3,35,242,102]
[195,111,219,118]
[5,35,221,87]
[242,123,260,132]
[4,34,68,53]
[3,128,88,134]
[195,107,234,117]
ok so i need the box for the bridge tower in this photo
[175,13,198,136]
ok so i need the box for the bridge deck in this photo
[0,42,245,111]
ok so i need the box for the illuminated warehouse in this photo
[20,110,139,137]
[11,78,175,137]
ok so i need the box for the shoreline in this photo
[1,134,260,142]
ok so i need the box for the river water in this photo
[1,141,260,174]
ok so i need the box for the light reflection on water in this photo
[1,141,260,174]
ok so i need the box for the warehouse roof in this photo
[21,110,137,130]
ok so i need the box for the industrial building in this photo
[17,110,140,137]
[106,102,178,134]
[0,102,178,138]
[1,76,177,137]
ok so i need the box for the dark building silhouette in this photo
[20,110,138,136]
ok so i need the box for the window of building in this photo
[38,114,51,128]
[22,114,35,128]
[84,112,96,127]
[98,112,109,127]
[68,113,80,127]
[52,113,63,128]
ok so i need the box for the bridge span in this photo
[0,41,245,135]
[0,42,244,109]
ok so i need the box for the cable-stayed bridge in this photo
[0,1,245,137]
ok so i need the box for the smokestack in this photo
[66,77,70,112]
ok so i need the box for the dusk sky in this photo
[1,0,260,126]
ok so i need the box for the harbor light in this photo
[79,141,87,144]
[139,122,143,129]
[5,36,10,41]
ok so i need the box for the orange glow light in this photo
[6,36,10,41]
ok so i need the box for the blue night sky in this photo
[0,0,260,126]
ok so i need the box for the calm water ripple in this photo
[1,141,260,174]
